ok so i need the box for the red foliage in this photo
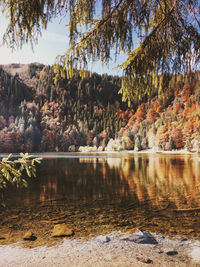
[0,128,24,152]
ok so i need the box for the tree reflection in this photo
[32,154,200,211]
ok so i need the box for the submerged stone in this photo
[23,231,37,241]
[51,223,74,238]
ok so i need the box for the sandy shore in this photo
[0,231,200,267]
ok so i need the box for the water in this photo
[1,153,200,246]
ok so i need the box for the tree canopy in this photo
[1,0,200,102]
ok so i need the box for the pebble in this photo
[96,235,111,243]
[166,250,178,256]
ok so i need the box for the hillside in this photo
[0,63,199,153]
[107,83,200,152]
[0,64,128,152]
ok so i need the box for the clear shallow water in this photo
[1,153,200,245]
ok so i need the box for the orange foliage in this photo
[135,105,144,121]
[127,115,135,127]
[182,84,191,93]
[171,127,184,149]
[116,109,134,122]
[128,109,134,118]
[174,90,178,97]
[183,121,194,139]
[99,108,103,115]
[146,108,157,124]
[152,99,159,109]
[183,101,196,117]
[182,84,191,101]
[174,102,182,113]
[191,103,196,112]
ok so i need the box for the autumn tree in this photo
[1,0,200,102]
[135,104,144,121]
[171,127,184,149]
[146,108,158,124]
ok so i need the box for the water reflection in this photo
[79,154,200,209]
[1,153,200,245]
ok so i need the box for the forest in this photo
[0,63,200,153]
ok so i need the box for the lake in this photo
[0,152,200,246]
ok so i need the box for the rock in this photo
[166,251,178,256]
[51,223,74,238]
[123,231,158,245]
[23,231,37,241]
[96,235,111,243]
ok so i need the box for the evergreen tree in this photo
[134,135,141,152]
[185,138,191,152]
[169,136,174,151]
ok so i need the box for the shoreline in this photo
[0,149,198,159]
[0,230,200,266]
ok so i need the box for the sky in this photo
[0,14,126,76]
